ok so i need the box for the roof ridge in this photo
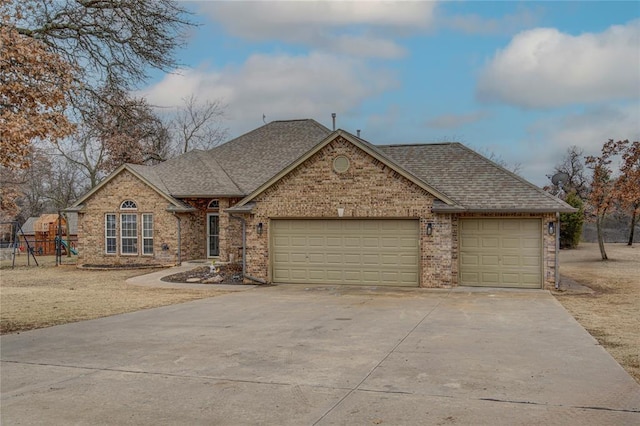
[455,143,570,207]
[378,142,457,148]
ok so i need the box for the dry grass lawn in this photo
[555,243,639,383]
[0,256,229,334]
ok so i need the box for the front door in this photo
[207,214,219,257]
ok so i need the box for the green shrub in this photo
[560,192,584,249]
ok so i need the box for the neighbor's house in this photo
[67,119,574,289]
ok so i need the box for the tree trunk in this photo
[628,207,638,246]
[596,215,608,260]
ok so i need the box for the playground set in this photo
[0,213,78,268]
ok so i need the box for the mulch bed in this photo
[81,263,165,269]
[162,263,244,285]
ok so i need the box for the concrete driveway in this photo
[1,285,639,425]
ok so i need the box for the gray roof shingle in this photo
[143,119,331,197]
[110,120,570,213]
[204,119,332,194]
[377,142,571,212]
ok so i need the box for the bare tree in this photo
[9,0,192,112]
[172,95,228,154]
[545,146,589,199]
[615,141,640,246]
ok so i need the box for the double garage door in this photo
[459,218,542,288]
[271,218,542,289]
[271,219,419,287]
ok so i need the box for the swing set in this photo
[0,221,39,268]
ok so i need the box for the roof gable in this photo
[233,130,458,209]
[69,164,189,211]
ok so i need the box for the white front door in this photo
[207,213,219,257]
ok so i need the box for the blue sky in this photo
[141,1,640,186]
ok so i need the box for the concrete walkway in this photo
[1,285,638,425]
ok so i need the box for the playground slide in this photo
[59,239,78,255]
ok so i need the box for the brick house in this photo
[68,119,574,289]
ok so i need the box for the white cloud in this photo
[425,111,490,129]
[195,1,436,59]
[442,8,541,36]
[519,103,640,185]
[141,52,398,135]
[477,21,640,108]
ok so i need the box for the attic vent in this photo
[333,155,350,173]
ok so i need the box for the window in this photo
[208,199,219,209]
[121,200,137,210]
[105,214,116,254]
[121,214,138,254]
[142,214,153,255]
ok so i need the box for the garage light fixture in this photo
[548,222,555,235]
[256,222,263,235]
[426,223,433,236]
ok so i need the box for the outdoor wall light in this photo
[337,207,345,217]
[257,222,263,235]
[548,222,555,235]
[426,223,433,236]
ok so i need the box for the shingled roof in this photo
[146,119,331,197]
[377,143,572,212]
[72,118,572,213]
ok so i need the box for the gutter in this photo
[555,211,560,290]
[229,214,268,285]
[172,212,182,265]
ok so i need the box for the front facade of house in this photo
[69,120,572,289]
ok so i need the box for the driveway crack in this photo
[312,290,452,425]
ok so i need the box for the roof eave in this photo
[173,193,246,199]
[225,202,256,214]
[165,205,197,213]
[440,207,578,214]
[62,205,85,213]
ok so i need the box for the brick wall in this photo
[78,170,178,266]
[244,136,455,287]
[241,136,556,289]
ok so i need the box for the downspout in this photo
[555,211,560,289]
[230,214,267,284]
[172,212,182,265]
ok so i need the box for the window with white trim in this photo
[121,214,138,254]
[121,200,137,210]
[142,214,153,255]
[105,214,116,254]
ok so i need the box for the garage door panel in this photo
[502,255,520,266]
[326,237,342,246]
[481,272,500,284]
[272,219,419,287]
[460,254,479,267]
[481,221,500,232]
[481,238,499,248]
[362,237,379,248]
[460,219,542,289]
[481,255,499,266]
[522,274,541,285]
[523,239,541,249]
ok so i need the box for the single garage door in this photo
[459,218,542,288]
[272,219,419,287]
